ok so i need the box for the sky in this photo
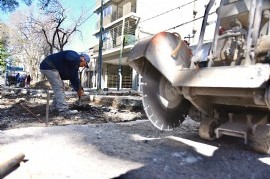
[62,0,99,52]
[1,0,99,53]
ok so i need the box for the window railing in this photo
[96,4,136,30]
[94,18,137,53]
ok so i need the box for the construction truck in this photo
[128,0,270,154]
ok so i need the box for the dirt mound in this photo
[32,80,73,90]
[32,80,52,90]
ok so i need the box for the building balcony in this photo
[93,34,136,53]
[95,5,136,32]
[94,0,123,12]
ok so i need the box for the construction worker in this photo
[40,50,90,116]
[15,73,20,87]
[25,74,31,88]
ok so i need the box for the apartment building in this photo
[88,0,219,90]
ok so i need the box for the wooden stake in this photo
[46,90,50,127]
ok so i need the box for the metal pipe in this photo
[252,0,263,58]
[0,153,25,178]
[117,18,126,90]
[188,87,264,97]
[195,0,215,55]
[98,0,104,90]
[245,0,257,65]
[210,0,226,62]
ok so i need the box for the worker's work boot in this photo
[59,109,79,116]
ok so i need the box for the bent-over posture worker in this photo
[40,50,90,115]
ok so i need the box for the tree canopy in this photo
[0,0,32,12]
[0,41,9,67]
[0,0,53,12]
[0,23,10,68]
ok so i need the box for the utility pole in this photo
[97,0,104,90]
[117,18,125,91]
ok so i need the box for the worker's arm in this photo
[69,71,81,93]
[65,51,84,96]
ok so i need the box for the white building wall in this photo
[136,0,220,45]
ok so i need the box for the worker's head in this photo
[80,53,90,68]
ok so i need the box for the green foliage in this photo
[0,0,18,12]
[0,41,9,67]
[38,0,53,10]
[0,0,32,12]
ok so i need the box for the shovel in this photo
[73,68,89,109]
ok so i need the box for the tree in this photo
[0,23,10,69]
[30,0,90,54]
[0,0,54,12]
[7,9,50,82]
[0,0,32,12]
[2,0,90,54]
[38,0,54,10]
[0,42,8,67]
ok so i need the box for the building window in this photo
[107,64,132,89]
[103,6,112,17]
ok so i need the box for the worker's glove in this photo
[77,87,84,97]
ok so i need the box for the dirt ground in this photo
[1,85,270,178]
[0,93,145,131]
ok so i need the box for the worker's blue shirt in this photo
[40,50,81,91]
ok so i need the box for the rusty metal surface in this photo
[128,32,192,83]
